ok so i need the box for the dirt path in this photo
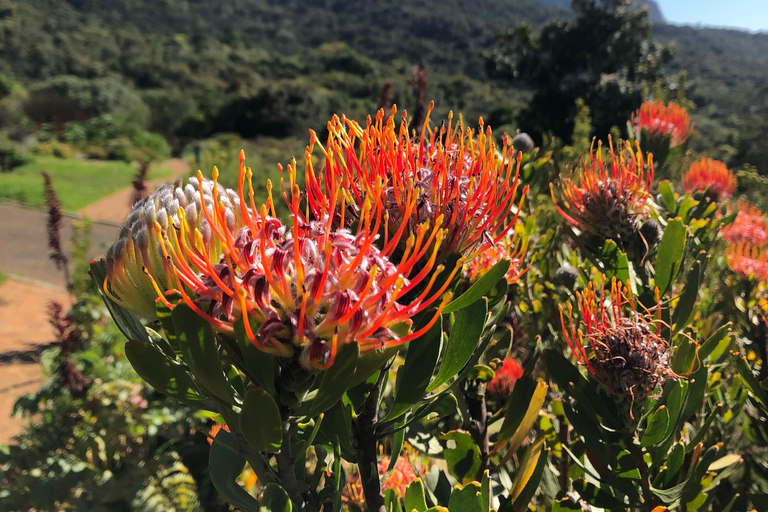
[78,158,190,224]
[0,278,69,443]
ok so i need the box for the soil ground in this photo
[0,158,189,443]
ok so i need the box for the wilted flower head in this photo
[631,100,693,148]
[104,153,455,369]
[462,232,528,284]
[722,201,768,245]
[560,279,674,420]
[302,103,528,266]
[725,242,768,281]
[487,356,524,402]
[682,158,736,202]
[551,139,653,252]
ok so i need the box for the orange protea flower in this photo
[725,242,768,281]
[631,100,693,148]
[103,152,457,369]
[559,279,674,420]
[301,103,528,266]
[551,139,654,253]
[487,356,524,402]
[461,232,528,285]
[682,158,736,202]
[343,452,423,507]
[722,201,768,245]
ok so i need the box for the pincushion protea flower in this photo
[104,152,456,369]
[487,356,524,402]
[301,103,528,266]
[682,158,736,202]
[631,100,693,148]
[722,201,768,245]
[725,242,768,281]
[559,279,674,420]
[462,232,528,285]
[343,451,423,506]
[551,139,653,253]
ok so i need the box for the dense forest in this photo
[0,0,767,173]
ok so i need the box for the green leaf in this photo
[641,406,669,447]
[404,480,429,512]
[209,430,261,511]
[672,258,702,332]
[427,299,487,392]
[662,443,686,487]
[172,303,237,404]
[599,240,631,284]
[156,293,181,354]
[385,488,403,512]
[658,180,677,212]
[240,389,283,453]
[496,375,536,440]
[699,324,731,361]
[441,431,482,483]
[671,337,698,375]
[386,315,443,421]
[387,416,407,474]
[655,218,686,296]
[234,317,277,396]
[315,401,356,462]
[650,480,688,504]
[125,340,205,404]
[448,482,485,512]
[681,364,708,423]
[734,353,768,407]
[299,343,359,417]
[90,259,149,343]
[510,438,547,509]
[443,259,510,313]
[499,381,547,454]
[261,483,292,512]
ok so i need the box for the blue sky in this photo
[656,0,768,32]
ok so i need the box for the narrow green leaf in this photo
[427,299,487,392]
[672,258,702,331]
[734,353,768,407]
[599,240,631,284]
[658,180,677,212]
[209,430,261,511]
[641,406,669,447]
[300,343,359,417]
[386,416,407,474]
[681,364,708,422]
[443,260,510,313]
[172,303,237,404]
[511,439,547,511]
[699,324,731,361]
[655,218,686,296]
[240,388,283,453]
[125,340,205,404]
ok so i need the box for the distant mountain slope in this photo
[533,0,665,22]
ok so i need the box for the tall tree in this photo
[485,0,674,142]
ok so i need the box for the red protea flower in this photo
[682,158,736,202]
[725,242,768,281]
[722,201,768,245]
[462,232,528,285]
[631,100,693,148]
[551,139,653,253]
[104,153,456,369]
[487,356,524,402]
[301,103,528,266]
[559,279,674,420]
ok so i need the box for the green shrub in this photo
[106,137,133,162]
[0,134,31,172]
[85,145,109,160]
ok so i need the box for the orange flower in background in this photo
[487,356,524,401]
[631,100,693,148]
[551,139,653,251]
[723,201,768,245]
[725,242,768,281]
[462,232,528,285]
[103,152,457,369]
[343,452,423,507]
[559,279,673,413]
[301,103,528,265]
[682,158,736,202]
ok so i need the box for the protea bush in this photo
[88,101,768,512]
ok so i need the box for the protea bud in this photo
[630,100,693,148]
[553,263,579,289]
[303,104,528,267]
[512,131,535,153]
[560,279,675,422]
[725,242,768,281]
[486,356,524,403]
[723,201,768,245]
[103,152,456,369]
[551,139,653,254]
[682,158,736,203]
[103,175,245,319]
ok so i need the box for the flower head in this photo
[560,279,673,419]
[462,232,528,284]
[302,104,528,266]
[631,100,693,148]
[551,139,653,252]
[104,152,456,369]
[343,451,423,506]
[722,201,768,245]
[682,158,736,202]
[487,356,524,402]
[725,242,768,281]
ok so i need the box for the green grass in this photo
[0,269,7,287]
[0,157,174,211]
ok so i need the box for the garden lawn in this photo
[0,156,173,211]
